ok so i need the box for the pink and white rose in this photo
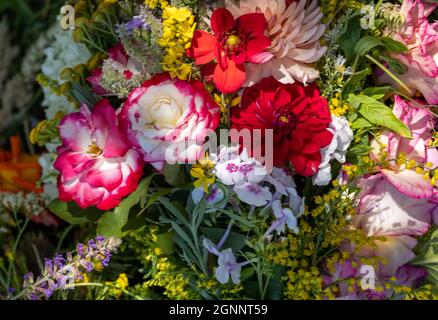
[54,100,145,210]
[119,73,220,170]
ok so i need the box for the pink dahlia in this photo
[226,0,327,86]
[54,100,145,210]
[371,96,438,199]
[378,0,438,104]
[119,73,220,170]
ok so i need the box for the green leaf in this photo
[412,229,438,284]
[347,94,412,138]
[163,163,188,187]
[361,86,394,100]
[343,68,371,94]
[97,176,155,238]
[339,15,362,60]
[157,232,175,255]
[48,200,102,224]
[146,188,173,209]
[381,37,409,54]
[218,209,255,229]
[200,227,248,252]
[354,36,384,57]
[157,196,190,225]
[351,118,373,129]
[380,55,407,75]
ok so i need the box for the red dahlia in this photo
[231,77,333,176]
[187,8,272,94]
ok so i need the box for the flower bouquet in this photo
[6,0,438,300]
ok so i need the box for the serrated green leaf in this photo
[348,94,412,138]
[97,176,154,238]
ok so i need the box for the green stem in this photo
[55,225,74,254]
[365,54,412,95]
[64,282,144,300]
[6,218,30,289]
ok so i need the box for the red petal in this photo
[214,60,246,94]
[188,30,217,65]
[211,8,235,34]
[246,36,272,62]
[235,13,267,36]
[108,43,128,65]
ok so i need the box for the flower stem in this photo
[364,54,412,95]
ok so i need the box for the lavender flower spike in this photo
[19,236,121,300]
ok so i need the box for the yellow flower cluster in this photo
[157,5,197,80]
[329,94,351,117]
[143,247,196,299]
[321,0,362,23]
[266,186,384,299]
[196,275,244,299]
[144,0,169,9]
[138,226,196,299]
[105,273,129,299]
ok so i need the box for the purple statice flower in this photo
[20,236,121,300]
[118,15,149,36]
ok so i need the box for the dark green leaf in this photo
[200,227,247,252]
[412,229,438,284]
[97,177,154,238]
[381,37,409,54]
[339,16,362,60]
[354,36,384,57]
[163,163,188,187]
[48,200,102,224]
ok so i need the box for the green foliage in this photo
[97,175,156,238]
[413,229,438,284]
[348,93,412,138]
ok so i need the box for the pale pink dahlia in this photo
[119,73,220,171]
[378,0,438,104]
[226,0,327,86]
[54,101,145,210]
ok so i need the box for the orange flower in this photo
[0,136,42,193]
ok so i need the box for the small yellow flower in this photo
[190,154,216,193]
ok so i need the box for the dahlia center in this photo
[87,142,103,157]
[274,110,296,136]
